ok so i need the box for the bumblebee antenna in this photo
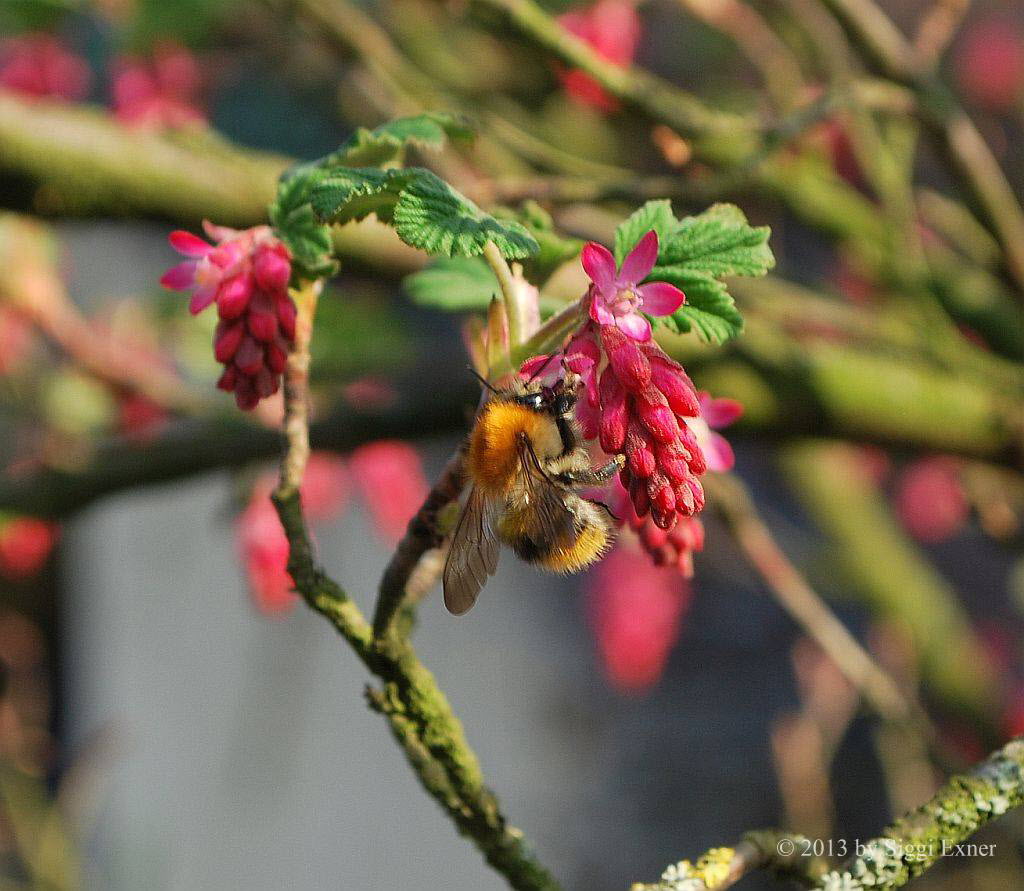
[467,366,500,394]
[525,351,560,383]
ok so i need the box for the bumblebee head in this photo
[512,374,578,418]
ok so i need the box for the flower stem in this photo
[278,279,321,495]
[482,240,524,347]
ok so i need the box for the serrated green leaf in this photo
[269,163,338,280]
[660,203,774,278]
[658,271,745,343]
[403,257,498,310]
[309,168,412,225]
[614,199,679,265]
[309,166,537,259]
[324,113,473,168]
[391,169,539,258]
[615,201,773,344]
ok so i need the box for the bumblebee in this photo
[443,375,623,615]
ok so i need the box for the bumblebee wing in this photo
[516,434,577,548]
[443,485,501,615]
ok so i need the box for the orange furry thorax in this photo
[467,400,561,495]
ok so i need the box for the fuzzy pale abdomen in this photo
[468,401,563,496]
[498,499,613,573]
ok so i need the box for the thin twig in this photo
[270,282,560,890]
[705,473,927,730]
[372,441,468,639]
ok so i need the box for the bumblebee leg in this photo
[555,455,624,486]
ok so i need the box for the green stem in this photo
[483,240,524,346]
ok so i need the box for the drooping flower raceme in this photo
[161,221,295,410]
[522,230,705,532]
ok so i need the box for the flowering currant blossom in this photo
[605,391,740,575]
[582,231,684,342]
[587,543,691,693]
[161,221,295,410]
[895,456,968,544]
[557,0,641,112]
[521,231,706,531]
[348,441,430,544]
[111,43,205,129]
[0,34,90,101]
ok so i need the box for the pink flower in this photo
[161,221,295,410]
[587,543,691,693]
[894,456,968,543]
[0,34,90,101]
[111,43,205,129]
[582,231,684,342]
[236,455,348,616]
[348,441,429,544]
[557,0,641,111]
[0,517,59,579]
[955,19,1024,112]
[684,391,743,473]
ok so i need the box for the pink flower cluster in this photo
[557,0,641,111]
[523,230,709,531]
[605,391,739,575]
[0,34,90,101]
[161,222,295,410]
[567,323,707,529]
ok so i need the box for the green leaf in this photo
[492,201,583,280]
[308,168,411,225]
[659,203,774,278]
[613,199,678,265]
[324,113,473,168]
[269,163,338,280]
[403,257,499,311]
[657,271,746,343]
[308,167,537,259]
[393,170,538,258]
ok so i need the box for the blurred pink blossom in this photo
[894,456,968,543]
[0,309,32,374]
[588,543,691,693]
[0,518,59,579]
[0,34,90,101]
[557,0,641,111]
[955,19,1024,112]
[111,43,205,129]
[236,454,349,616]
[349,440,429,543]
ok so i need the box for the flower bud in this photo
[217,274,252,320]
[253,243,292,292]
[214,320,244,363]
[597,367,628,452]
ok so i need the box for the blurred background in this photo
[0,0,1023,888]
